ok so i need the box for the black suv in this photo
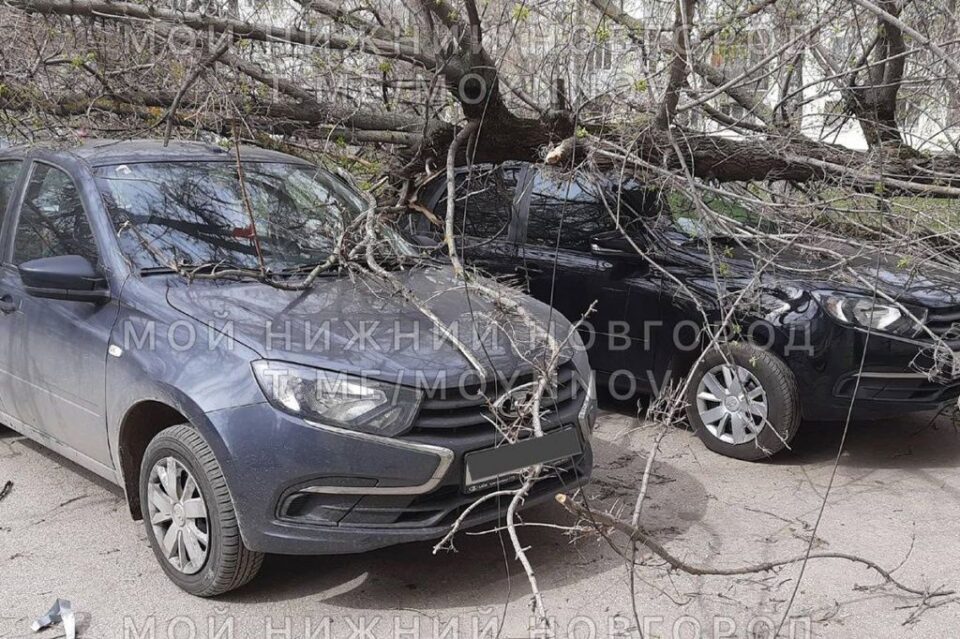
[415,162,960,460]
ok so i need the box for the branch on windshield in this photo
[233,129,267,275]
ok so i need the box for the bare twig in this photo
[556,494,954,599]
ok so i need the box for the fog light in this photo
[578,374,598,440]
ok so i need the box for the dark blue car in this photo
[417,162,960,461]
[0,141,595,595]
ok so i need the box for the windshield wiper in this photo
[271,261,339,275]
[139,263,258,278]
[139,266,179,276]
[268,260,326,275]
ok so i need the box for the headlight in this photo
[815,292,926,336]
[252,361,422,437]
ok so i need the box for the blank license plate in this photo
[463,428,582,493]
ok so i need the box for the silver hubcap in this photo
[147,457,210,575]
[696,364,768,445]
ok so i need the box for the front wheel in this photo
[685,343,801,461]
[140,424,264,596]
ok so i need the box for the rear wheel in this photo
[685,343,800,461]
[140,424,263,596]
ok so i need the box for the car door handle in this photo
[0,296,17,315]
[517,264,544,276]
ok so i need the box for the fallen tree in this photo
[2,0,959,194]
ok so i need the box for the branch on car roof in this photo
[443,120,478,277]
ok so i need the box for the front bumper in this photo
[206,391,594,555]
[781,320,960,420]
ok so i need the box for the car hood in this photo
[671,236,960,309]
[164,266,567,386]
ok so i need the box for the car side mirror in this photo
[18,255,110,303]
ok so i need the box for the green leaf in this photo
[512,5,531,21]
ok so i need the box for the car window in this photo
[0,161,22,224]
[95,161,395,271]
[665,190,781,237]
[14,163,98,265]
[526,172,620,252]
[433,166,519,240]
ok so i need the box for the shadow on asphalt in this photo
[595,387,960,470]
[775,411,960,469]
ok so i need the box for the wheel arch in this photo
[116,393,226,520]
[667,317,787,382]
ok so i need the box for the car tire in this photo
[685,342,800,461]
[139,424,263,596]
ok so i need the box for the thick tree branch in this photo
[9,0,437,67]
[545,130,960,195]
[849,0,960,76]
[656,0,697,129]
[163,36,231,144]
[852,0,908,146]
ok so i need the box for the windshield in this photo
[663,191,782,238]
[96,161,366,272]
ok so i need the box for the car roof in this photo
[0,138,311,167]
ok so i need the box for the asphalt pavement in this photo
[2,405,959,638]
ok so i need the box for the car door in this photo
[422,164,524,276]
[601,187,685,393]
[617,249,675,393]
[517,170,639,375]
[0,160,117,467]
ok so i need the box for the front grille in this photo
[410,360,582,434]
